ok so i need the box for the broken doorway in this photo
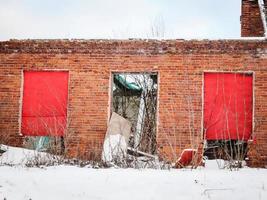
[111,73,158,155]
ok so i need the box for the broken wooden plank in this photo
[127,147,157,159]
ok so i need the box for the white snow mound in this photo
[0,144,53,166]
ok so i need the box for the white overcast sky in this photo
[0,0,241,41]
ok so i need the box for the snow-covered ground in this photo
[1,165,267,200]
[0,145,267,200]
[0,144,52,166]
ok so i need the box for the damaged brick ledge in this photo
[0,39,266,55]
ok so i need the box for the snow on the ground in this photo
[0,165,267,200]
[0,145,267,200]
[0,144,52,166]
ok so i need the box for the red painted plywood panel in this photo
[204,73,253,141]
[21,71,69,136]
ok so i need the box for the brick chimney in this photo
[241,0,265,37]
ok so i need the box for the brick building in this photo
[0,0,267,167]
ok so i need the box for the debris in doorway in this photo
[102,112,131,162]
[102,134,127,162]
[112,73,158,155]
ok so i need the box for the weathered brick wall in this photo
[0,39,267,166]
[241,0,265,37]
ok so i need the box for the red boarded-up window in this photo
[21,71,69,136]
[204,73,253,141]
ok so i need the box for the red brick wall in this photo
[0,39,267,166]
[241,0,265,37]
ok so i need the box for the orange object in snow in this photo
[175,149,197,168]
